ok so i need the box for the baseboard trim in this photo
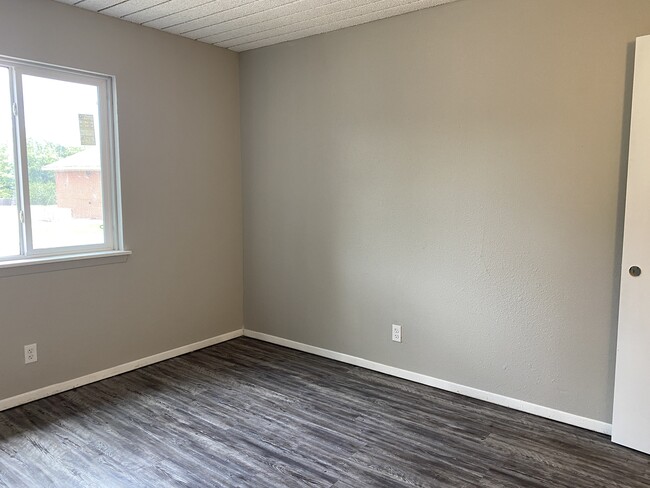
[0,328,244,412]
[243,329,612,436]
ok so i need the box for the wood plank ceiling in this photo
[52,0,458,52]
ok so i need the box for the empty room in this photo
[1,0,650,486]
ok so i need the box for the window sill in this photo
[0,250,131,278]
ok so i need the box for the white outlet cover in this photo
[24,343,37,364]
[392,324,402,343]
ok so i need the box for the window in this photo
[0,56,124,267]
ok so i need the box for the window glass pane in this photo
[22,74,104,250]
[0,67,19,257]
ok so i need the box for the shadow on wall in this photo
[606,40,638,417]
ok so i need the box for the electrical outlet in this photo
[24,343,37,364]
[392,324,402,343]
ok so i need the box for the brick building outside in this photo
[43,147,102,219]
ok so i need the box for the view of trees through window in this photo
[0,143,12,201]
[0,140,84,205]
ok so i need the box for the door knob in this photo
[629,266,642,277]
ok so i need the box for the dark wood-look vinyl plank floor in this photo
[0,337,648,487]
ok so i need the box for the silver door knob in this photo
[629,266,642,277]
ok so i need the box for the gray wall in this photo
[241,0,650,422]
[0,0,242,400]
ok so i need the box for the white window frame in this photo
[0,55,126,273]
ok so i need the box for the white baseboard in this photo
[0,328,244,412]
[243,329,612,436]
[3,327,611,436]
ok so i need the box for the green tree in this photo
[0,143,15,200]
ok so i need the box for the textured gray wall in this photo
[0,0,242,400]
[241,0,650,422]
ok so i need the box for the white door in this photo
[612,34,650,454]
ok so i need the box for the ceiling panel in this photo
[55,0,459,52]
[101,0,182,17]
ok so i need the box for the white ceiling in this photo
[53,0,458,52]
